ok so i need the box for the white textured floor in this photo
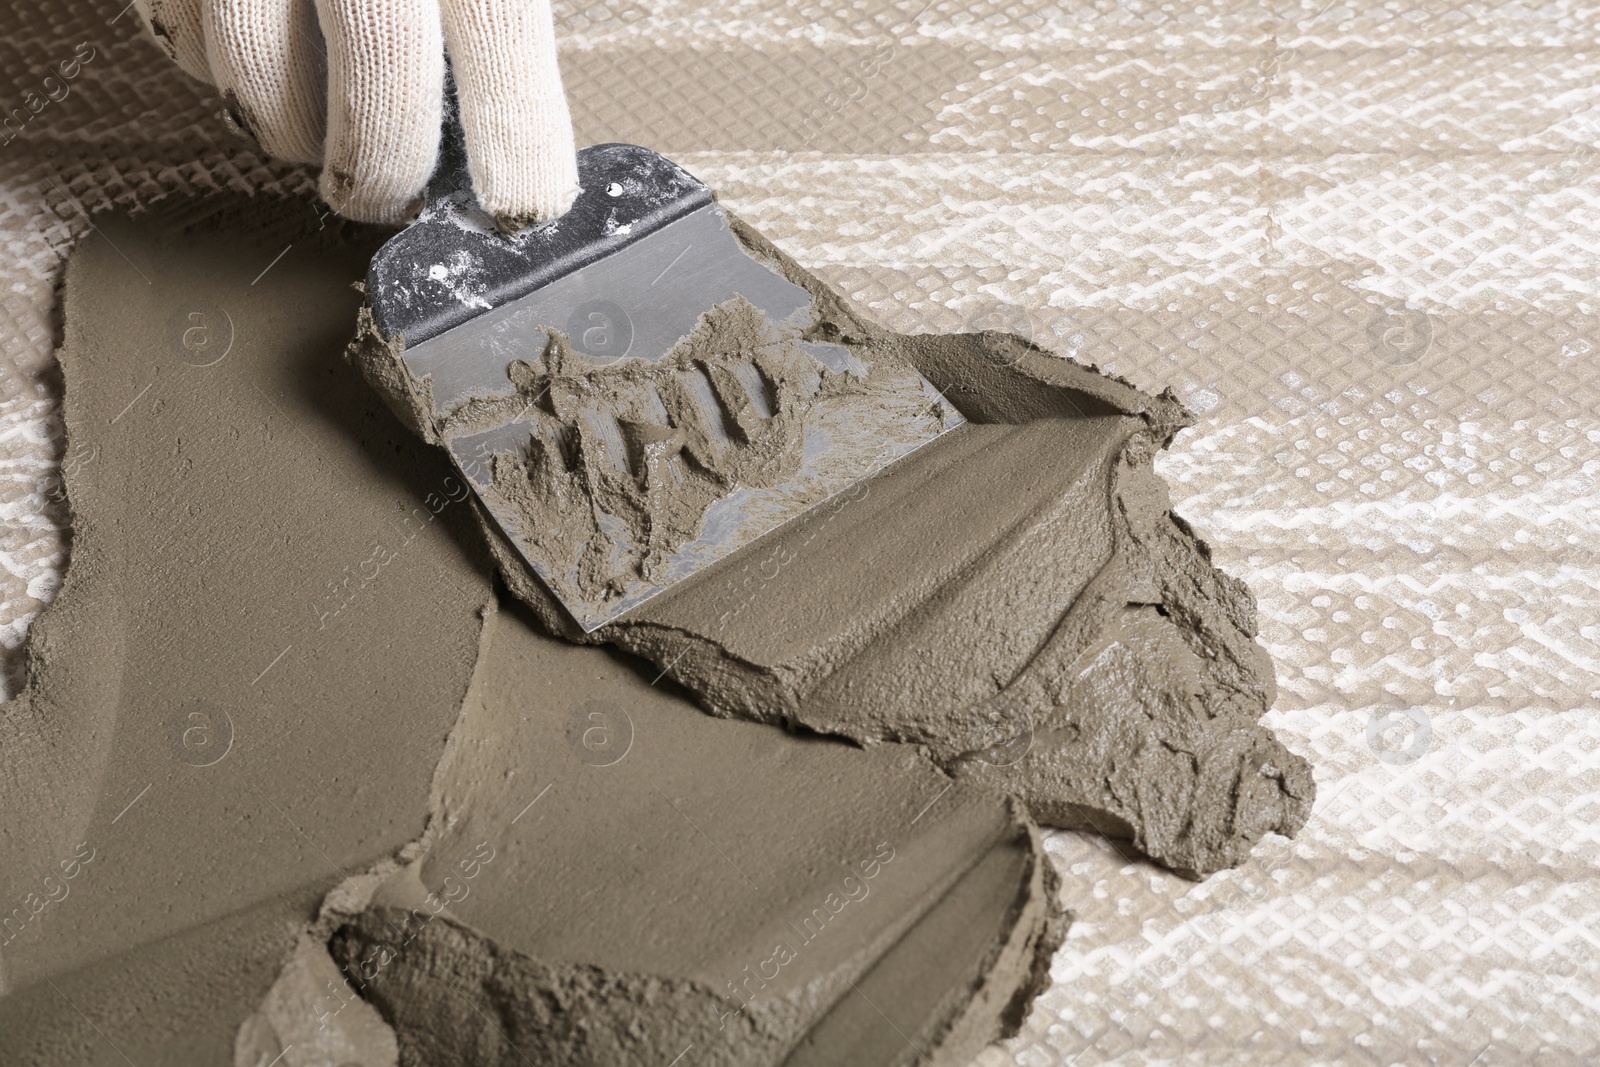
[3,2,1597,1063]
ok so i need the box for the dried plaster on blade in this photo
[423,295,953,606]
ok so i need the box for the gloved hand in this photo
[135,0,579,228]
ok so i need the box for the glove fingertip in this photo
[136,0,215,84]
[319,166,425,227]
[483,179,581,234]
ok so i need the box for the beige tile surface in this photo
[2,1,1596,1063]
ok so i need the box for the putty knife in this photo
[366,116,962,632]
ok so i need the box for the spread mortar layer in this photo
[350,210,1316,880]
[0,197,1068,1067]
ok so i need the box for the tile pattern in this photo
[2,1,1597,1063]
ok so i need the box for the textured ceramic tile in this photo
[1,0,1596,1062]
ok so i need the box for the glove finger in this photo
[204,0,327,164]
[312,0,444,224]
[135,0,215,84]
[440,0,579,229]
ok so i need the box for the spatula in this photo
[365,106,962,632]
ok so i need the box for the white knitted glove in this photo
[135,0,580,227]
